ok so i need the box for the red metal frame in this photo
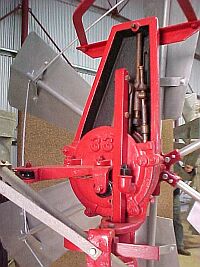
[16,1,200,266]
[21,0,29,45]
[177,0,198,21]
[72,0,200,59]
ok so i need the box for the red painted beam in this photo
[177,0,197,21]
[73,0,95,46]
[21,0,29,44]
[160,20,200,45]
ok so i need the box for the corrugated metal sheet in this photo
[189,59,200,95]
[29,0,117,70]
[0,55,17,112]
[0,0,199,109]
[0,0,21,50]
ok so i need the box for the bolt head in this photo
[124,112,129,118]
[168,179,173,184]
[164,157,170,163]
[89,248,97,256]
[162,173,168,180]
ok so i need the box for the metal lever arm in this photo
[0,165,101,260]
[0,165,126,266]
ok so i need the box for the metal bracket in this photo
[160,77,186,87]
[0,160,12,168]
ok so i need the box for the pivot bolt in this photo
[164,157,170,163]
[170,246,175,252]
[124,112,129,118]
[89,248,97,256]
[162,173,168,180]
[168,179,174,184]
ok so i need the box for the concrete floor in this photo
[179,248,200,267]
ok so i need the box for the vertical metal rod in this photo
[18,0,29,166]
[133,32,143,128]
[147,197,158,267]
[21,0,29,45]
[160,0,171,119]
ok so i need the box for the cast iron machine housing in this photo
[2,1,200,266]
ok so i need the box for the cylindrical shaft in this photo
[21,0,29,44]
[179,139,200,158]
[177,180,200,202]
[147,197,158,267]
[133,32,143,128]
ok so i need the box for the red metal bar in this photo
[160,20,200,45]
[21,0,29,44]
[177,0,197,21]
[0,5,20,22]
[73,0,95,46]
[15,165,95,182]
[115,243,160,261]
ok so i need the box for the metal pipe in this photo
[21,0,29,44]
[27,73,83,116]
[19,204,83,240]
[31,0,126,83]
[177,180,200,202]
[18,0,29,166]
[179,139,200,157]
[147,197,158,267]
[132,32,143,128]
[160,0,171,119]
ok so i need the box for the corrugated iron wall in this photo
[0,0,145,166]
[189,59,200,95]
[1,0,200,112]
[0,0,21,112]
[0,0,145,112]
